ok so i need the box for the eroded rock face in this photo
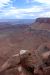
[0,54,20,73]
[0,50,37,75]
[0,49,50,75]
[35,18,50,23]
[0,50,31,73]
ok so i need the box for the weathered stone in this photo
[35,18,50,23]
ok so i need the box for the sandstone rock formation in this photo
[0,50,30,72]
[35,18,50,23]
[0,48,50,75]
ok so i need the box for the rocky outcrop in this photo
[35,18,50,23]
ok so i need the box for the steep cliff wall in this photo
[35,18,50,23]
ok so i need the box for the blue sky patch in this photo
[0,0,50,19]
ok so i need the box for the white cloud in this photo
[39,12,50,17]
[26,0,50,5]
[0,5,44,19]
[19,6,43,13]
[0,0,50,19]
[0,0,10,4]
[0,0,11,7]
[0,5,50,19]
[34,0,50,5]
[5,6,43,15]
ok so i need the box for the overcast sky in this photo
[0,0,50,19]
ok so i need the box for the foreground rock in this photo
[0,50,32,75]
[0,48,50,75]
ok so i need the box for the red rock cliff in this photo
[35,18,50,23]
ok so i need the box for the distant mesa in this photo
[35,17,50,23]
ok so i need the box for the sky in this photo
[0,0,50,19]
